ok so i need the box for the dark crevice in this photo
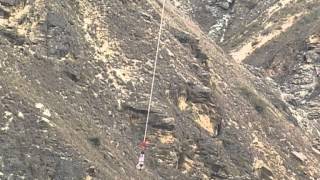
[63,70,80,82]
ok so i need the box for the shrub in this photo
[239,86,268,114]
[88,137,101,147]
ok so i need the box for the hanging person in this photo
[136,0,166,171]
[136,151,145,170]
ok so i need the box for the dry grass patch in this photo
[192,105,214,136]
[181,157,194,174]
[196,114,214,136]
[178,96,188,111]
[239,86,268,114]
[230,10,305,62]
[159,133,175,144]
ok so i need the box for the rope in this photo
[143,0,166,142]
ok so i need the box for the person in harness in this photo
[136,140,149,170]
[315,66,320,77]
[136,151,145,170]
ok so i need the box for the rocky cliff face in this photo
[0,0,320,180]
[172,0,320,178]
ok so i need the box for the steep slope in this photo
[191,0,320,155]
[170,0,318,53]
[173,0,320,170]
[243,7,320,160]
[0,0,320,180]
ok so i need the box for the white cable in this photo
[143,0,166,142]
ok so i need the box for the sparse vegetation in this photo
[303,9,320,23]
[275,26,283,31]
[261,29,271,36]
[88,137,101,147]
[251,40,259,47]
[245,1,257,10]
[239,86,268,114]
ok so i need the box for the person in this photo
[136,151,145,170]
[315,66,320,77]
[136,140,149,170]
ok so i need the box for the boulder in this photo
[150,117,175,131]
[216,0,234,10]
[123,101,168,118]
[0,28,25,45]
[217,1,230,10]
[186,82,212,103]
[259,166,273,180]
[307,112,320,120]
[305,51,319,63]
[254,160,273,180]
[0,6,10,18]
[0,0,16,6]
[292,151,308,163]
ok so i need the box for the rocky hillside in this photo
[240,3,320,147]
[0,0,319,179]
[173,0,320,168]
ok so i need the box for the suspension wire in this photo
[143,0,166,142]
